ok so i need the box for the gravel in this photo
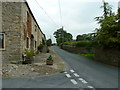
[2,47,65,78]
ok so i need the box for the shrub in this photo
[38,44,44,52]
[47,55,53,61]
[75,41,94,47]
[46,55,53,65]
[46,39,52,46]
[22,49,35,64]
[63,41,77,46]
[63,41,96,47]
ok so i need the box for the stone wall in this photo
[62,45,95,54]
[1,2,45,64]
[21,2,44,51]
[2,2,22,64]
[95,48,120,67]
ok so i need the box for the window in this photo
[26,37,29,48]
[0,33,5,50]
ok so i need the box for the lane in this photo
[2,73,80,88]
[2,68,96,88]
[52,46,118,88]
[2,46,118,88]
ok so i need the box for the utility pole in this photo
[118,1,120,8]
[62,26,64,44]
[117,1,120,37]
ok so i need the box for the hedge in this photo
[64,41,96,47]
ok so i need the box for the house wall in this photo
[21,2,44,51]
[1,2,45,64]
[2,2,22,64]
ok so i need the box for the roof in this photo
[24,1,46,38]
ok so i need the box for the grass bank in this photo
[77,53,95,60]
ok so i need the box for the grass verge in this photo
[77,53,95,60]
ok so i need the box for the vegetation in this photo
[63,40,95,48]
[46,55,53,65]
[42,38,46,45]
[77,53,95,60]
[47,55,53,61]
[53,27,73,45]
[38,44,44,52]
[46,39,52,46]
[76,34,94,41]
[22,49,35,64]
[74,41,95,47]
[94,1,120,49]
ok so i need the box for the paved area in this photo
[53,46,118,88]
[2,46,119,88]
[2,47,65,78]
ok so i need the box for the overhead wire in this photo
[58,0,63,27]
[34,0,59,27]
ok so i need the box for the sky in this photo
[26,0,119,43]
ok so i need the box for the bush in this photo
[46,55,53,65]
[75,41,94,47]
[63,41,77,46]
[22,49,35,64]
[47,55,53,61]
[46,39,52,46]
[63,41,96,47]
[38,44,44,52]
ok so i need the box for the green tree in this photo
[76,35,84,41]
[53,27,73,45]
[95,0,114,23]
[46,39,52,46]
[76,34,93,41]
[95,1,119,48]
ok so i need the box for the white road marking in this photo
[64,72,67,74]
[66,74,71,78]
[74,73,80,77]
[87,86,94,88]
[82,80,88,84]
[70,70,75,73]
[79,78,83,81]
[79,78,88,84]
[71,79,78,85]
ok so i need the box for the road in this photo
[2,46,118,88]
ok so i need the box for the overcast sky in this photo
[27,0,119,43]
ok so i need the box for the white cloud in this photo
[27,0,118,43]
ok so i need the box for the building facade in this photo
[0,1,46,64]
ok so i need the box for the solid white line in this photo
[66,74,71,78]
[74,73,80,77]
[70,70,75,73]
[71,79,78,85]
[87,86,94,88]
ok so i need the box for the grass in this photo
[77,53,95,60]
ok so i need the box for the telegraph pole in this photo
[62,26,64,45]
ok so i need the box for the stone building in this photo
[0,1,46,64]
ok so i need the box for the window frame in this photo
[0,33,5,50]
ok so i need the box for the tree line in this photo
[53,1,120,49]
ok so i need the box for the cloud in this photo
[27,0,118,42]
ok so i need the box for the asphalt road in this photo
[2,46,119,88]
